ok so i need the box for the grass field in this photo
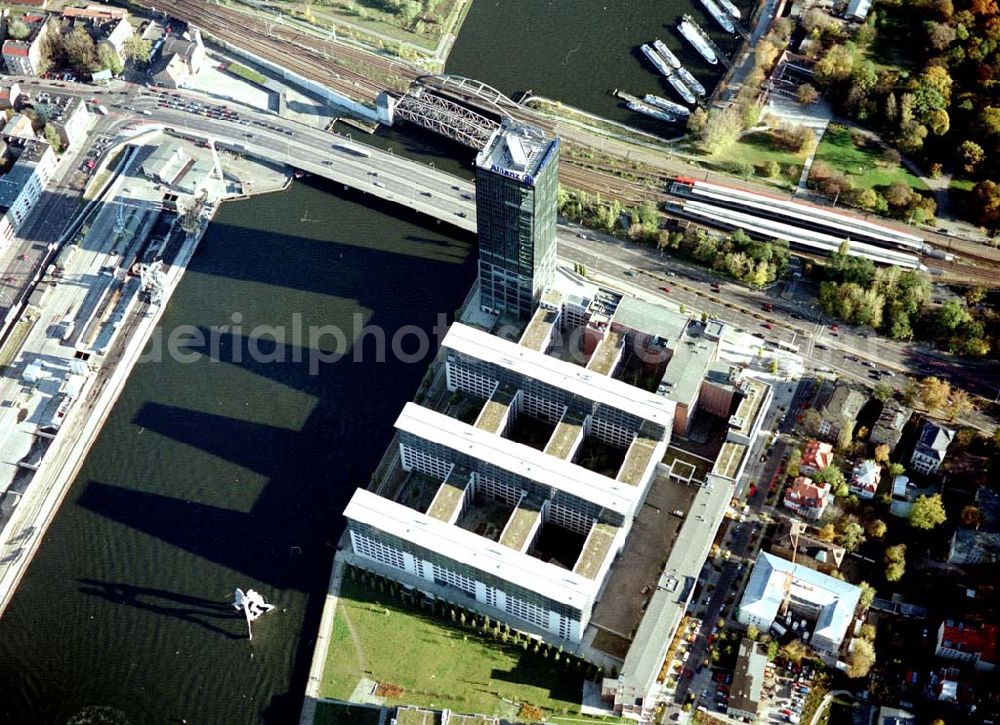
[320,578,615,721]
[812,124,927,191]
[700,131,807,189]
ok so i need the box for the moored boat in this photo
[699,0,735,33]
[678,15,718,65]
[644,94,691,116]
[640,43,671,76]
[628,100,676,123]
[717,0,742,19]
[652,39,682,69]
[676,66,706,96]
[667,75,696,104]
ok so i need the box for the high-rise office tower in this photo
[474,118,559,320]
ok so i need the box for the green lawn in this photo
[701,131,807,188]
[812,124,927,191]
[320,578,613,720]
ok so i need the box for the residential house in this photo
[0,82,22,110]
[948,530,1000,566]
[60,6,132,64]
[41,95,90,148]
[850,459,881,499]
[869,399,912,451]
[727,639,768,721]
[799,439,833,474]
[817,383,867,442]
[949,485,1000,566]
[151,30,206,89]
[2,14,50,76]
[910,421,955,475]
[2,113,34,140]
[783,476,832,520]
[935,620,999,671]
[0,138,57,249]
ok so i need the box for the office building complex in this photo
[738,552,861,658]
[475,118,559,320]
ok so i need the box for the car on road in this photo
[421,191,432,197]
[814,343,828,350]
[373,181,386,188]
[624,270,636,277]
[830,324,839,331]
[455,211,467,218]
[661,286,672,293]
[577,233,588,239]
[460,193,472,200]
[763,322,773,329]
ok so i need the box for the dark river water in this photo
[447,0,746,133]
[0,178,476,724]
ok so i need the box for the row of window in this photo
[353,532,406,571]
[400,444,452,481]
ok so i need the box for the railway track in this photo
[140,0,419,101]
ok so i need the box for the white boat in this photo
[667,75,696,105]
[676,66,706,96]
[652,39,682,69]
[628,100,676,123]
[640,43,671,76]
[717,0,742,19]
[699,0,735,33]
[644,94,691,116]
[679,15,718,65]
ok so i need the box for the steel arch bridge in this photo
[415,74,522,114]
[392,86,500,148]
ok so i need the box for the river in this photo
[447,0,745,133]
[0,177,476,724]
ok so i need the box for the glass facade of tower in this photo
[475,121,559,320]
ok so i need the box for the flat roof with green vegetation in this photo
[617,434,659,486]
[320,578,613,720]
[663,446,713,481]
[394,707,441,725]
[812,124,926,192]
[426,469,470,522]
[449,715,498,725]
[314,701,384,725]
[543,409,586,460]
[587,330,623,375]
[224,61,268,86]
[475,399,510,434]
[519,307,558,351]
[573,522,618,580]
[499,498,542,551]
[712,441,747,480]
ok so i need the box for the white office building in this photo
[738,552,861,657]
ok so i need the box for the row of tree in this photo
[658,227,790,287]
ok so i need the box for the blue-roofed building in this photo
[737,552,861,659]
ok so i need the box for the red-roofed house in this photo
[800,439,834,475]
[935,620,998,671]
[783,476,832,520]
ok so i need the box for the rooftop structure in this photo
[800,439,833,473]
[62,4,128,21]
[142,142,193,186]
[935,620,998,671]
[727,639,768,720]
[151,30,206,89]
[475,118,559,320]
[911,420,955,475]
[850,459,881,499]
[738,551,861,657]
[2,114,34,140]
[783,476,832,520]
